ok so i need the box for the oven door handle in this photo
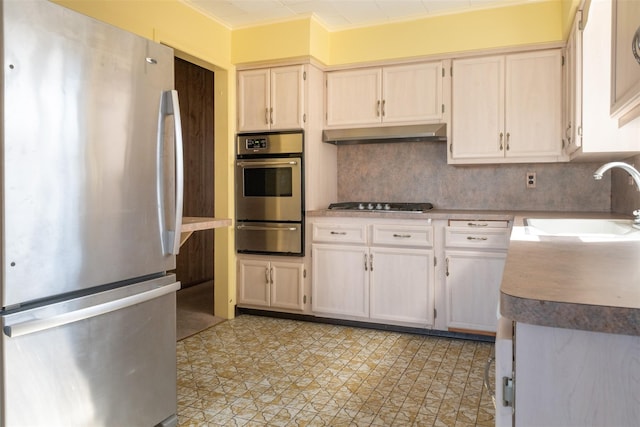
[237,224,299,231]
[236,160,298,167]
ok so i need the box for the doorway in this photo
[173,57,221,339]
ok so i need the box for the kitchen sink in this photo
[523,218,640,237]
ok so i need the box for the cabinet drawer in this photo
[448,219,509,228]
[445,227,510,249]
[312,223,367,244]
[372,224,433,247]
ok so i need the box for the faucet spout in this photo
[593,162,640,227]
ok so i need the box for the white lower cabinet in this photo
[369,247,433,326]
[511,322,640,426]
[237,258,305,311]
[311,244,369,318]
[444,219,510,334]
[445,250,507,332]
[311,219,434,328]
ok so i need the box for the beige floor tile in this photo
[177,315,495,426]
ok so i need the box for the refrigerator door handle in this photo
[3,282,180,338]
[157,89,184,255]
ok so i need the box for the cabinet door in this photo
[271,65,305,130]
[237,259,270,307]
[445,250,507,333]
[611,0,640,121]
[383,62,442,123]
[451,56,505,160]
[326,68,382,127]
[270,260,304,311]
[563,11,583,155]
[237,69,270,132]
[311,244,369,318]
[369,247,434,326]
[505,50,562,158]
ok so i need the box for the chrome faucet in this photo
[593,161,640,228]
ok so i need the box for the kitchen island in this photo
[500,213,640,336]
[497,213,640,427]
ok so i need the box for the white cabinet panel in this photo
[445,250,507,333]
[369,247,433,326]
[451,55,505,160]
[326,68,382,127]
[238,258,270,306]
[611,0,640,123]
[371,224,433,247]
[237,258,305,311]
[450,50,564,164]
[326,62,443,127]
[311,244,369,318]
[382,62,443,123]
[238,65,305,131]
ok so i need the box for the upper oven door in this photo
[236,157,303,222]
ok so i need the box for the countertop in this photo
[180,216,232,247]
[500,212,640,337]
[308,208,640,336]
[307,208,513,221]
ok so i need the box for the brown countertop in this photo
[500,212,640,336]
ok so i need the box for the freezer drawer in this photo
[0,276,180,427]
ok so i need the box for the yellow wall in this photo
[231,0,578,66]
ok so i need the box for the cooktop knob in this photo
[358,203,365,210]
[384,203,391,210]
[367,203,374,210]
[376,203,383,210]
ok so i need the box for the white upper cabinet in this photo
[237,65,305,131]
[611,0,640,125]
[449,50,564,164]
[563,10,583,156]
[325,62,444,127]
[569,1,640,160]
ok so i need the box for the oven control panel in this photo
[237,131,304,156]
[245,138,268,150]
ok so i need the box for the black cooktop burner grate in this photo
[328,202,433,212]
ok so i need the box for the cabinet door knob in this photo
[364,253,368,271]
[499,132,504,150]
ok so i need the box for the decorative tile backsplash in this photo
[611,153,640,215]
[337,142,613,212]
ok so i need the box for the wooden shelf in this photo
[180,217,232,247]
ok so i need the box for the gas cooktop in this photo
[328,202,433,213]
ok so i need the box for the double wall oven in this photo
[235,131,304,256]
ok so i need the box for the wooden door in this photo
[174,57,215,288]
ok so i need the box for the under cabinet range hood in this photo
[322,123,447,145]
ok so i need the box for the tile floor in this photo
[177,315,495,427]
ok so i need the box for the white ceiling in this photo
[181,0,536,31]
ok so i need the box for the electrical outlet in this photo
[526,172,536,189]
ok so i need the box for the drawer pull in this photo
[467,222,489,227]
[393,233,412,238]
[330,231,347,235]
[467,236,489,241]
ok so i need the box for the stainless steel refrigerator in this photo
[0,1,184,425]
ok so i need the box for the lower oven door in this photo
[236,157,302,222]
[236,222,303,255]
